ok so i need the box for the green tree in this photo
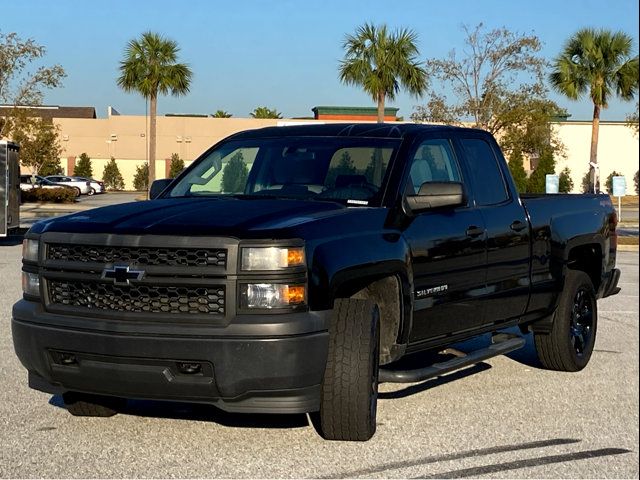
[581,170,592,193]
[133,162,149,191]
[0,31,65,137]
[527,148,556,193]
[605,171,623,194]
[507,149,528,193]
[559,167,574,193]
[74,152,93,178]
[550,29,639,175]
[168,153,185,178]
[10,114,62,175]
[634,170,639,194]
[103,157,125,191]
[250,106,282,119]
[326,151,357,186]
[221,152,248,193]
[117,31,192,188]
[340,23,427,123]
[212,110,232,118]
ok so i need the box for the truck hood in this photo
[31,197,354,237]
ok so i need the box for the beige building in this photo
[9,107,640,193]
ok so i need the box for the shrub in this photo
[74,153,93,178]
[527,148,555,193]
[102,157,125,191]
[581,170,592,193]
[635,170,639,194]
[21,187,76,203]
[133,163,149,191]
[507,149,528,193]
[558,167,574,193]
[38,158,63,176]
[169,153,185,178]
[605,171,622,194]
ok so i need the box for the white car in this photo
[20,175,81,197]
[45,175,92,195]
[71,176,106,195]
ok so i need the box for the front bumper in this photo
[12,300,330,414]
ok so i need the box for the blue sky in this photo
[4,0,639,120]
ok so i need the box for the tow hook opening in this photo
[176,362,202,375]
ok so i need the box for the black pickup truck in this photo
[13,124,620,441]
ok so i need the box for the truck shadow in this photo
[48,394,309,429]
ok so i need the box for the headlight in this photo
[22,272,40,297]
[240,283,306,309]
[22,238,39,262]
[241,247,305,271]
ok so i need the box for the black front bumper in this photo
[12,300,330,414]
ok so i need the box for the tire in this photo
[87,187,95,196]
[62,392,125,417]
[73,187,81,197]
[534,270,597,371]
[315,298,380,441]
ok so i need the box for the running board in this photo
[379,333,525,383]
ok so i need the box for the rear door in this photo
[456,134,531,323]
[402,135,488,343]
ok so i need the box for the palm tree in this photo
[212,110,232,118]
[250,106,282,119]
[339,23,427,123]
[550,29,638,191]
[117,32,192,187]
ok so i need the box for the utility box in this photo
[1,141,20,237]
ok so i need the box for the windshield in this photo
[168,137,400,206]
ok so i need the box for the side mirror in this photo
[405,182,464,215]
[149,179,173,200]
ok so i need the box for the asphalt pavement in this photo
[0,242,637,477]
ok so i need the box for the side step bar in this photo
[379,333,525,384]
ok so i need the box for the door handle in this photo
[510,220,527,232]
[465,226,484,238]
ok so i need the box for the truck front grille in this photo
[48,244,227,267]
[48,280,226,315]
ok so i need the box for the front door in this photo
[402,137,487,343]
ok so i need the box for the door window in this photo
[407,139,461,195]
[460,138,509,206]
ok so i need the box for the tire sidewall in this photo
[556,272,598,370]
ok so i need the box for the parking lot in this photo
[0,240,637,477]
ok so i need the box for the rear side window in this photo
[460,138,509,206]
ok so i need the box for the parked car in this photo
[19,175,81,197]
[72,176,105,195]
[45,176,92,195]
[13,124,620,441]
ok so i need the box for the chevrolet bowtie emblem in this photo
[101,265,145,286]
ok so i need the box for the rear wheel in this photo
[314,298,380,441]
[62,392,125,417]
[534,270,597,371]
[73,187,81,197]
[87,187,95,196]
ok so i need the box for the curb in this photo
[618,245,639,252]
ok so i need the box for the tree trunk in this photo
[377,92,385,123]
[148,94,157,194]
[589,103,601,193]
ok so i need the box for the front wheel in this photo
[62,392,125,417]
[534,270,597,371]
[87,187,95,196]
[314,298,380,441]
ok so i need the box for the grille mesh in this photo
[48,280,225,315]
[47,244,227,267]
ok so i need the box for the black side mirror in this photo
[149,179,173,199]
[405,182,464,214]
